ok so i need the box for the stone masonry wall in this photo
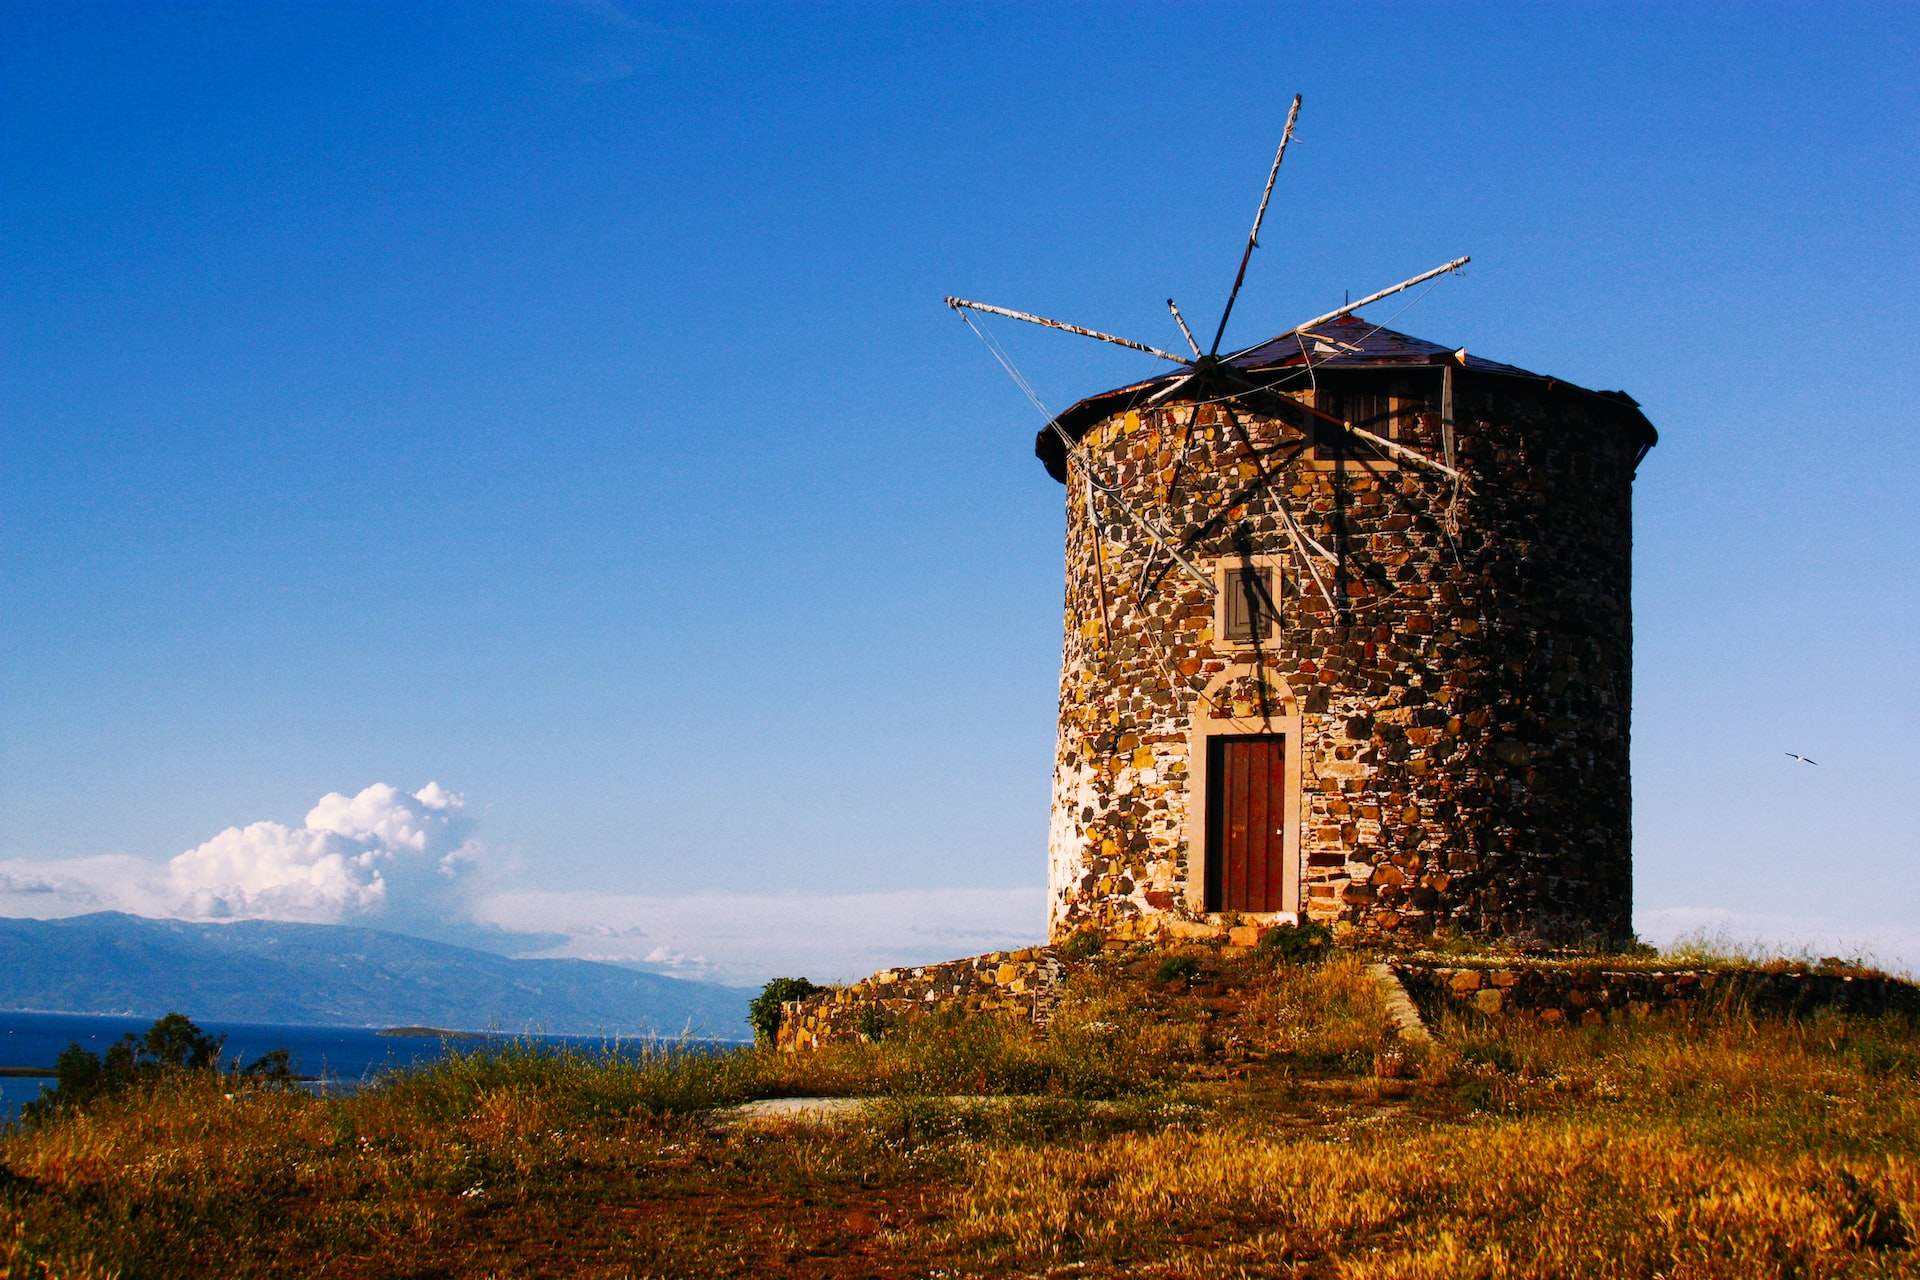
[1398,961,1920,1027]
[1049,364,1643,945]
[776,948,1061,1053]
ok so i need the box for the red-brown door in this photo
[1205,736,1287,913]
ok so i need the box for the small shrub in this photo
[1454,1077,1499,1112]
[853,1004,889,1043]
[138,1012,227,1070]
[1059,929,1105,961]
[1257,922,1333,966]
[749,977,825,1044]
[1155,954,1201,984]
[242,1047,296,1081]
[22,1013,236,1121]
[1460,1039,1520,1074]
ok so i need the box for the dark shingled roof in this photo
[1035,314,1656,481]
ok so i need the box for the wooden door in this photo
[1205,735,1287,913]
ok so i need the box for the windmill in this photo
[947,99,1655,945]
[946,95,1471,633]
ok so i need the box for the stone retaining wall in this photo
[776,948,1063,1053]
[777,947,1919,1053]
[1397,961,1919,1027]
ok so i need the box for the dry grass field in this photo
[4,946,1919,1278]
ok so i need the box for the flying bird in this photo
[1784,753,1819,766]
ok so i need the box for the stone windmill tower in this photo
[950,99,1657,946]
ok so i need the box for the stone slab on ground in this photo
[712,1097,872,1127]
[1368,962,1434,1045]
[711,1095,1088,1129]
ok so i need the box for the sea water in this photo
[0,1010,737,1122]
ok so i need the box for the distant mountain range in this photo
[0,913,753,1039]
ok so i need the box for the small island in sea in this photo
[375,1027,491,1039]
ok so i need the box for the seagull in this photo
[1785,752,1819,766]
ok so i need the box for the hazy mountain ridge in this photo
[0,913,752,1038]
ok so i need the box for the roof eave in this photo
[1033,359,1656,483]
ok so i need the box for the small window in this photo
[1310,386,1427,465]
[1340,391,1395,437]
[1220,564,1279,644]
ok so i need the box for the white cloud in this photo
[170,819,380,919]
[475,888,1048,987]
[167,783,480,925]
[0,855,174,919]
[0,783,481,932]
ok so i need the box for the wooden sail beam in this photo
[1346,422,1470,484]
[1167,299,1202,358]
[1146,372,1196,405]
[1086,472,1215,595]
[944,297,1191,364]
[1217,401,1341,613]
[1084,471,1112,649]
[1210,94,1302,356]
[1272,257,1470,344]
[950,300,1213,594]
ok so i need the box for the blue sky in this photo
[3,3,1916,979]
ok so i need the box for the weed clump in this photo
[1058,928,1105,960]
[1256,921,1333,965]
[1154,954,1201,984]
[852,1004,889,1043]
[372,1038,768,1123]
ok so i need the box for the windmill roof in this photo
[1035,315,1656,481]
[1224,313,1537,376]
